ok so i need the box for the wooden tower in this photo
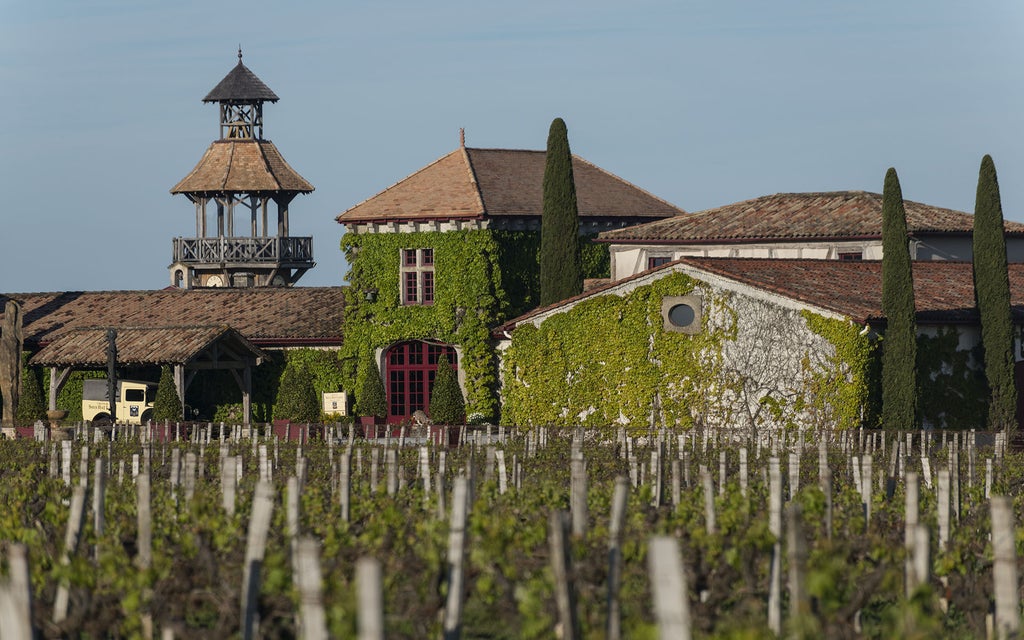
[170,49,315,289]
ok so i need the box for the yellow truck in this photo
[82,379,157,425]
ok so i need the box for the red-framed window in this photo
[385,341,458,423]
[400,248,435,305]
[647,256,671,270]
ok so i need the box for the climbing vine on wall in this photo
[801,311,878,430]
[916,328,988,429]
[501,272,733,429]
[340,230,508,421]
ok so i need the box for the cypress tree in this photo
[16,359,45,425]
[356,352,387,420]
[428,354,465,425]
[973,154,1017,431]
[880,168,917,430]
[539,117,582,306]
[152,365,183,422]
[276,363,319,423]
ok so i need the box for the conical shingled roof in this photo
[171,139,313,194]
[203,57,279,103]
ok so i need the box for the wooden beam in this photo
[48,366,73,411]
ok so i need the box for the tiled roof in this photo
[171,140,314,194]
[597,191,1024,243]
[0,287,345,349]
[336,147,685,223]
[30,326,266,367]
[203,60,279,103]
[497,258,1024,331]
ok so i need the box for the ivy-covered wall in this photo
[500,271,877,433]
[341,230,506,421]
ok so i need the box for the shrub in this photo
[356,352,387,419]
[17,359,46,425]
[429,354,465,424]
[153,365,183,422]
[276,363,319,423]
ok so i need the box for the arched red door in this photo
[385,341,458,424]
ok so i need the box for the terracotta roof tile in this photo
[337,147,684,224]
[497,258,1024,331]
[30,326,266,367]
[598,191,1024,243]
[171,140,314,194]
[0,287,344,349]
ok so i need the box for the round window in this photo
[668,303,696,328]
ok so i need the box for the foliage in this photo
[880,168,917,430]
[916,329,988,429]
[355,350,387,419]
[801,312,877,430]
[152,365,182,422]
[340,230,505,421]
[16,355,46,425]
[539,117,582,306]
[428,353,464,424]
[274,363,319,423]
[972,154,1017,431]
[502,272,730,428]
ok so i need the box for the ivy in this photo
[801,311,878,430]
[916,328,987,429]
[501,272,731,428]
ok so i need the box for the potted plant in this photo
[356,352,387,438]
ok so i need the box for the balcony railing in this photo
[172,236,313,264]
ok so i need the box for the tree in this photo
[153,365,183,422]
[539,117,582,306]
[429,354,465,424]
[880,168,917,430]
[16,359,45,425]
[356,352,387,420]
[276,363,319,423]
[973,154,1017,431]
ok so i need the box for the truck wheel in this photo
[141,410,154,425]
[91,414,112,427]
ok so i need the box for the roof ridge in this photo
[460,146,487,215]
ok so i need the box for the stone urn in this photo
[46,409,67,428]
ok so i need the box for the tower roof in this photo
[171,139,313,194]
[203,51,279,103]
[337,146,685,224]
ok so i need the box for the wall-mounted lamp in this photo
[364,289,378,303]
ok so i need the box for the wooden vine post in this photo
[606,476,629,640]
[443,477,469,640]
[241,481,275,640]
[648,536,691,640]
[356,557,384,640]
[548,510,580,640]
[991,496,1020,638]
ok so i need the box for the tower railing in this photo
[173,236,313,264]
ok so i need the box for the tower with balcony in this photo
[170,50,315,288]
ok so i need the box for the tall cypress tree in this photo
[539,117,582,306]
[973,155,1017,432]
[881,168,917,430]
[428,354,465,425]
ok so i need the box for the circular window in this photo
[668,303,696,328]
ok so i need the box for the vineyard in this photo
[0,424,1021,639]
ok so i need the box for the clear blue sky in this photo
[2,1,1023,292]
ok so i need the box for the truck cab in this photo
[82,379,157,425]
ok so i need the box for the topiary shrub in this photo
[428,353,465,425]
[17,358,46,425]
[356,351,387,420]
[276,363,319,423]
[153,365,183,422]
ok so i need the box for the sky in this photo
[1,1,1023,293]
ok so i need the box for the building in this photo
[598,191,1024,282]
[169,49,316,289]
[336,136,685,424]
[495,257,1024,432]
